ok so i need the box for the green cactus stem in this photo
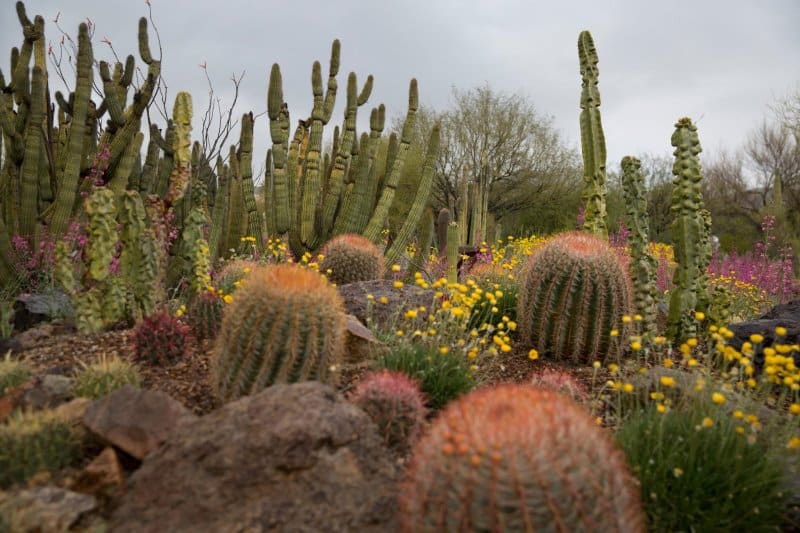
[578,30,608,238]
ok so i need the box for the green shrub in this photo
[72,353,142,399]
[466,263,518,331]
[0,410,82,488]
[0,353,31,396]
[617,400,788,532]
[376,342,473,411]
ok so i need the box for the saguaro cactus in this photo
[666,117,708,342]
[399,384,645,532]
[621,156,658,337]
[578,30,608,238]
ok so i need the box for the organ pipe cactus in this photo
[212,264,346,402]
[621,156,658,338]
[399,384,646,532]
[517,232,632,364]
[666,117,708,342]
[578,30,608,238]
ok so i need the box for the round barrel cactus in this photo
[517,231,632,364]
[212,264,346,402]
[318,233,384,286]
[399,384,645,532]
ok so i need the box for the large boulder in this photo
[338,279,435,333]
[110,382,399,532]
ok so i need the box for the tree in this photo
[395,84,580,239]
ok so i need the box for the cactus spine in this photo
[319,233,384,286]
[578,30,608,238]
[621,156,658,338]
[399,384,646,532]
[666,117,710,342]
[212,264,346,402]
[517,231,632,364]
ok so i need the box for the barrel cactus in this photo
[318,233,384,286]
[212,264,346,402]
[187,290,224,341]
[517,231,632,364]
[399,384,645,532]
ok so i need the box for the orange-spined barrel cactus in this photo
[517,231,631,364]
[318,233,384,286]
[212,264,346,401]
[399,384,645,532]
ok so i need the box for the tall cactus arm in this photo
[384,123,440,267]
[299,61,325,248]
[47,23,93,236]
[268,64,291,234]
[18,66,45,241]
[363,79,417,242]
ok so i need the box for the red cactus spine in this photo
[399,384,645,532]
[349,370,427,452]
[131,309,190,365]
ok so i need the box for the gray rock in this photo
[21,374,73,410]
[110,382,399,532]
[338,279,435,333]
[0,486,96,532]
[13,290,73,331]
[344,314,385,364]
[83,385,196,460]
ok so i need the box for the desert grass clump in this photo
[376,342,474,411]
[617,399,788,532]
[72,353,142,399]
[212,264,346,401]
[0,353,31,396]
[349,370,427,452]
[399,384,645,531]
[0,409,82,488]
[131,309,190,366]
[319,233,384,286]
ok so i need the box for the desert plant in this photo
[529,368,589,404]
[399,384,645,531]
[466,263,518,330]
[617,400,788,532]
[0,409,82,488]
[213,259,259,295]
[130,309,190,365]
[187,290,225,341]
[349,370,427,452]
[212,264,346,402]
[319,233,384,286]
[517,231,632,364]
[72,353,142,399]
[376,342,474,411]
[0,301,13,339]
[0,353,31,396]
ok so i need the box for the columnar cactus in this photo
[621,156,658,338]
[666,117,709,342]
[446,222,459,284]
[319,233,384,286]
[517,231,632,364]
[399,384,645,532]
[578,30,608,238]
[212,264,346,402]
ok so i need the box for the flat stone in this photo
[0,486,96,533]
[83,385,196,460]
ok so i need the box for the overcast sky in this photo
[3,0,799,179]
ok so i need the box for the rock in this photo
[83,386,196,460]
[13,323,56,350]
[338,279,435,333]
[0,337,22,356]
[760,299,800,321]
[0,486,96,532]
[13,290,73,332]
[21,374,73,410]
[725,318,800,371]
[344,314,385,364]
[52,397,92,426]
[110,382,399,532]
[71,447,127,496]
